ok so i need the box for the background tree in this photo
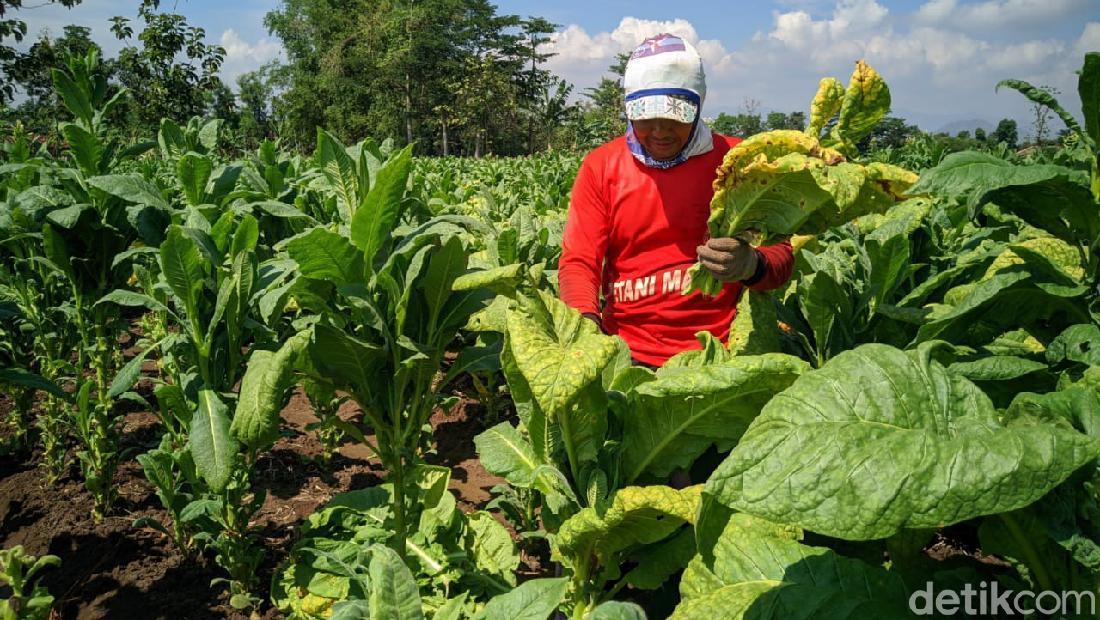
[0,0,83,103]
[764,110,805,131]
[990,118,1019,149]
[264,0,556,155]
[1027,84,1060,146]
[856,116,920,151]
[236,63,277,147]
[2,24,100,134]
[109,0,226,130]
[580,52,629,145]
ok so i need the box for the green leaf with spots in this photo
[553,485,700,574]
[504,292,620,419]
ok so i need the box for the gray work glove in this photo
[696,236,762,283]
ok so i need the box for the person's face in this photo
[632,117,694,160]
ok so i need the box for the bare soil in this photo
[0,378,509,619]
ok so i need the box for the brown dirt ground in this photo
[0,369,511,619]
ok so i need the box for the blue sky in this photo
[15,0,1100,133]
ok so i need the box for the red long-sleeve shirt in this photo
[559,133,794,366]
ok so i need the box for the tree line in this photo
[0,0,1064,157]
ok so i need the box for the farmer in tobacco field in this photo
[560,34,795,367]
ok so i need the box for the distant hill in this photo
[935,119,995,136]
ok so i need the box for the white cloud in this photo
[1073,22,1100,57]
[218,28,283,86]
[914,0,1095,31]
[542,3,1092,132]
[542,17,734,96]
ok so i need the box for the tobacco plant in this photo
[0,546,59,620]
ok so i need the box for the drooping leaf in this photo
[553,485,700,573]
[997,78,1085,143]
[231,331,311,450]
[0,367,65,398]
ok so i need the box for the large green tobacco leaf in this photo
[189,389,237,492]
[553,485,700,572]
[505,292,620,419]
[160,226,206,319]
[671,513,911,620]
[620,354,808,484]
[177,152,213,206]
[477,578,568,620]
[474,422,540,485]
[909,152,1097,242]
[909,152,1084,206]
[86,174,169,210]
[367,545,424,620]
[285,227,364,286]
[314,128,360,222]
[231,331,311,451]
[350,144,413,266]
[308,324,385,399]
[704,344,1100,540]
